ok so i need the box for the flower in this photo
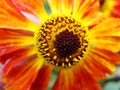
[0,0,120,90]
[99,0,120,18]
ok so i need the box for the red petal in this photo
[0,28,34,48]
[52,69,74,90]
[90,48,120,64]
[0,46,33,64]
[84,48,117,80]
[3,48,36,75]
[30,65,52,90]
[3,57,41,90]
[73,64,102,90]
[84,59,106,80]
[53,64,101,90]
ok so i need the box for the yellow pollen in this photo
[34,14,89,69]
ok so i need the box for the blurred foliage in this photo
[43,1,51,14]
[100,66,120,90]
[103,81,120,90]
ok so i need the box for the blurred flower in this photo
[99,0,120,18]
[0,0,120,90]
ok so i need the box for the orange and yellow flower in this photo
[0,0,120,90]
[99,0,120,18]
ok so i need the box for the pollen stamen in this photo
[35,15,88,69]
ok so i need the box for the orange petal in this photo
[30,65,52,90]
[90,36,120,52]
[84,48,120,80]
[72,64,102,90]
[89,18,120,36]
[0,28,35,64]
[0,28,34,47]
[84,48,116,79]
[47,0,61,13]
[73,0,102,26]
[52,69,74,90]
[88,18,120,52]
[84,59,106,80]
[90,48,120,65]
[48,0,74,14]
[3,57,43,90]
[53,64,101,90]
[12,0,48,19]
[60,0,74,14]
[0,0,37,31]
[0,28,34,36]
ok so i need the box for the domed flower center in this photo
[34,15,88,69]
[54,29,80,58]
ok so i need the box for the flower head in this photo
[0,0,120,90]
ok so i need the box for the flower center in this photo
[54,29,80,58]
[34,15,88,69]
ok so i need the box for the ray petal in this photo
[0,28,35,64]
[2,47,36,75]
[30,65,52,90]
[47,0,61,14]
[52,69,74,90]
[0,0,37,31]
[48,0,74,14]
[61,0,74,14]
[3,57,43,90]
[111,0,120,17]
[84,59,106,80]
[90,48,120,65]
[88,18,120,52]
[73,0,102,26]
[84,48,117,80]
[0,46,32,64]
[72,64,102,90]
[89,18,120,36]
[0,28,34,47]
[12,0,48,19]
